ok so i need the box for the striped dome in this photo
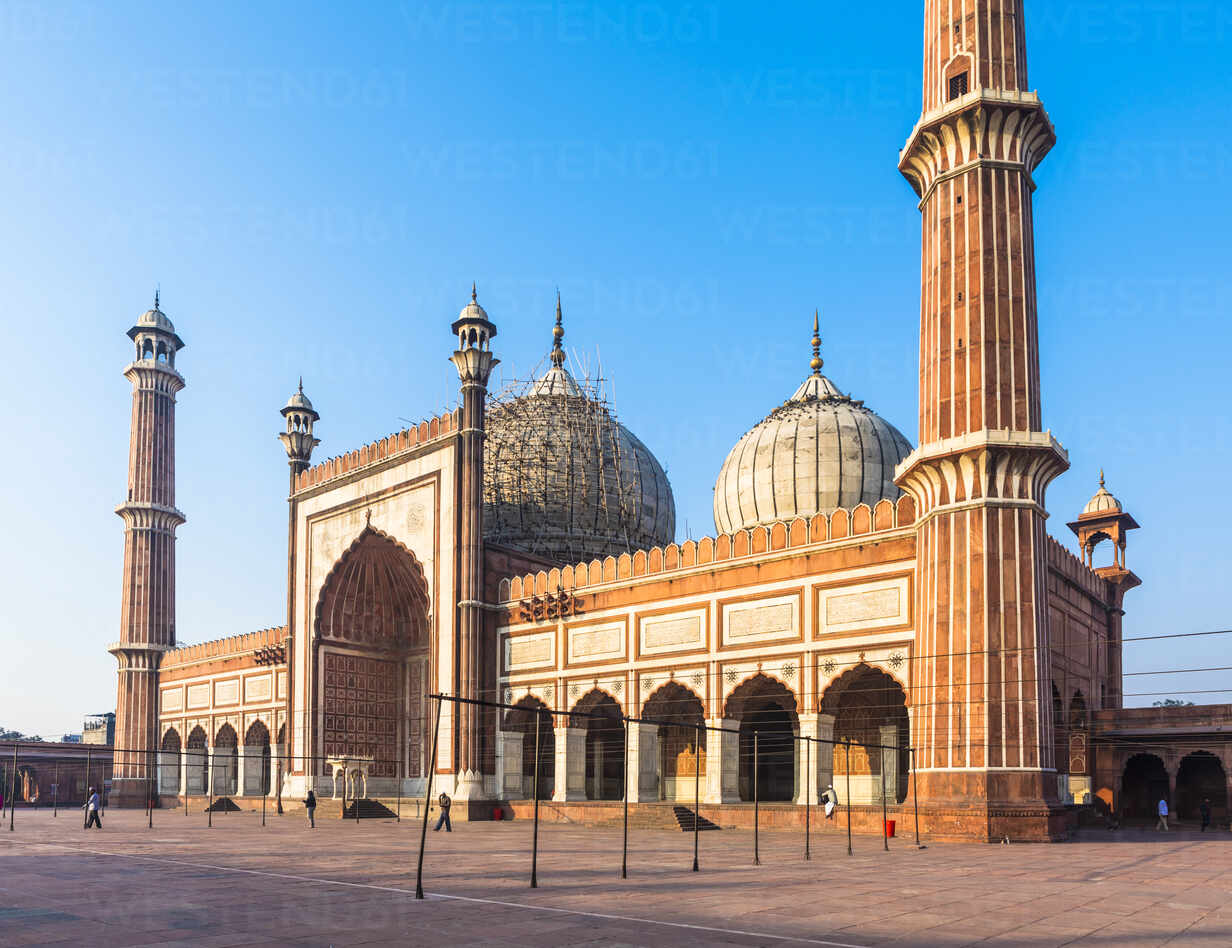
[713,366,912,534]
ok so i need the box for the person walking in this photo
[304,789,317,828]
[1155,797,1169,832]
[433,792,452,833]
[823,785,838,821]
[83,787,102,829]
[1200,798,1211,833]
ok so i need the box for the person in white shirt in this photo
[1155,797,1169,832]
[83,788,102,829]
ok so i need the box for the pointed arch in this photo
[821,663,909,805]
[504,695,554,799]
[570,689,625,800]
[643,682,706,802]
[724,673,798,802]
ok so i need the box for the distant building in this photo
[61,734,82,743]
[82,713,115,746]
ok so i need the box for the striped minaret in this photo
[109,293,186,806]
[896,1,1069,830]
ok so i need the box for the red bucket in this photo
[885,819,896,838]
[492,806,504,821]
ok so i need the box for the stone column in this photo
[816,713,836,798]
[236,747,250,796]
[795,714,823,806]
[496,731,525,799]
[626,723,659,803]
[553,727,586,802]
[703,719,739,804]
[880,724,899,804]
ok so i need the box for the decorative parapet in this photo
[496,495,917,604]
[1045,535,1112,604]
[293,409,460,493]
[162,625,288,670]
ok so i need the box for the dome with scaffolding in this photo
[482,297,676,565]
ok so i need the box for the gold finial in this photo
[471,281,478,303]
[810,309,823,376]
[1099,469,1106,489]
[550,289,565,367]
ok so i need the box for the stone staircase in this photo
[673,806,722,832]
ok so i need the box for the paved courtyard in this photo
[0,808,1229,947]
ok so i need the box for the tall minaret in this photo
[449,285,498,801]
[110,293,186,805]
[896,2,1069,827]
[278,378,319,799]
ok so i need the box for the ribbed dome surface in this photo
[1082,474,1122,515]
[713,369,912,534]
[483,364,675,565]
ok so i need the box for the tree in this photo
[1153,699,1194,708]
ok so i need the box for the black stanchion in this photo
[845,739,853,856]
[692,721,701,873]
[621,716,629,879]
[208,753,214,828]
[52,762,59,818]
[530,709,542,889]
[804,737,811,861]
[262,755,268,827]
[881,751,888,852]
[8,744,16,832]
[415,695,443,900]
[84,746,93,829]
[182,749,188,818]
[753,732,760,866]
[911,747,924,849]
[396,774,402,823]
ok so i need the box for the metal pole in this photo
[804,737,810,861]
[692,722,701,872]
[276,750,283,815]
[414,696,443,900]
[9,744,16,832]
[531,709,542,889]
[621,716,629,879]
[84,746,92,829]
[208,752,214,828]
[845,739,853,856]
[753,732,760,866]
[911,747,923,849]
[148,747,154,829]
[182,748,187,818]
[356,762,361,824]
[53,762,58,818]
[262,752,268,827]
[396,769,402,823]
[881,744,888,851]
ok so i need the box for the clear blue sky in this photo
[1,2,1229,737]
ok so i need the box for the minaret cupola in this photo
[127,289,185,368]
[278,378,321,476]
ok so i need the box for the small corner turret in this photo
[279,377,321,481]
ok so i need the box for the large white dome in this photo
[713,320,912,534]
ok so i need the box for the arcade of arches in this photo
[156,720,283,798]
[1116,750,1228,824]
[494,665,913,808]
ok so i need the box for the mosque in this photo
[105,2,1230,840]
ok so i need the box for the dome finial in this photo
[810,310,823,376]
[1099,468,1105,489]
[550,289,566,367]
[298,375,303,394]
[154,286,160,311]
[471,281,478,303]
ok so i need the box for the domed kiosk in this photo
[713,314,912,534]
[483,295,675,564]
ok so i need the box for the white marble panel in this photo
[214,679,239,706]
[722,596,797,646]
[161,688,183,712]
[640,610,705,655]
[186,683,210,710]
[818,577,909,635]
[244,675,272,703]
[506,631,554,671]
[567,623,624,663]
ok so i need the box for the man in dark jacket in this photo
[1200,798,1211,833]
[434,792,452,832]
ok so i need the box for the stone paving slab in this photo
[0,810,1229,947]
